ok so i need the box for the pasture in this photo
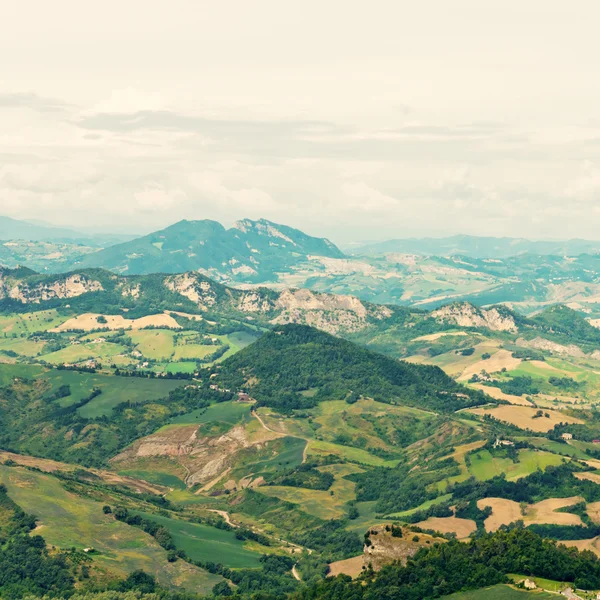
[443,585,554,599]
[171,401,252,426]
[256,463,362,520]
[0,309,67,335]
[467,449,565,481]
[0,465,222,592]
[134,511,263,568]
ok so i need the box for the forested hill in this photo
[212,324,488,413]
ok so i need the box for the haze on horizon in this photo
[2,0,600,244]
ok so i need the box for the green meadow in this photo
[0,465,222,592]
[134,511,263,568]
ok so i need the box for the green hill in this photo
[213,324,488,412]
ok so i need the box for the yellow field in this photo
[414,516,476,539]
[470,383,533,406]
[52,312,181,331]
[328,556,364,578]
[478,496,585,532]
[458,349,522,381]
[411,331,469,342]
[467,404,583,432]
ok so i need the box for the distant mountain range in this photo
[0,216,134,247]
[69,218,343,281]
[352,234,600,258]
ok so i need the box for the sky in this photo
[2,0,600,244]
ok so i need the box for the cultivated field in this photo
[458,349,522,381]
[413,516,477,539]
[52,312,182,331]
[477,496,585,532]
[466,404,583,432]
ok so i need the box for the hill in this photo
[212,324,488,413]
[69,218,343,281]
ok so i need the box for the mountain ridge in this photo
[69,217,343,281]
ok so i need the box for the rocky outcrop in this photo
[431,302,517,332]
[516,336,585,357]
[1,274,103,304]
[164,274,218,309]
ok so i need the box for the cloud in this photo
[0,92,72,113]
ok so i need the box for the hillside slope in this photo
[212,324,488,413]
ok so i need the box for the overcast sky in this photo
[2,0,600,244]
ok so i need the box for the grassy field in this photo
[40,341,128,365]
[467,449,565,481]
[0,337,46,357]
[306,439,393,467]
[170,401,252,426]
[256,463,362,520]
[442,585,554,599]
[0,309,67,335]
[0,465,222,592]
[135,511,263,568]
[0,363,181,418]
[519,437,591,460]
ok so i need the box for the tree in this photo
[212,581,233,597]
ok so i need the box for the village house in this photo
[561,433,573,441]
[237,391,251,402]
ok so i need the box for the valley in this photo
[5,254,600,598]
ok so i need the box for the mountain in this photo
[69,218,343,281]
[352,234,600,258]
[0,215,133,246]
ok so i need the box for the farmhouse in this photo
[561,433,573,441]
[237,391,251,402]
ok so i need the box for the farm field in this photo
[442,585,555,599]
[0,363,181,417]
[520,437,591,460]
[170,401,252,426]
[467,449,565,481]
[53,312,182,331]
[256,463,362,520]
[477,496,585,532]
[134,511,263,568]
[466,404,583,432]
[0,465,223,592]
[40,340,128,365]
[413,516,477,539]
[0,309,67,335]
